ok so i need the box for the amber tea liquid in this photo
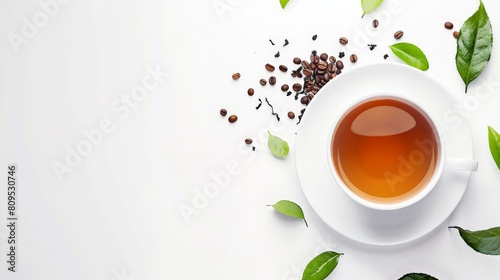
[331,97,439,204]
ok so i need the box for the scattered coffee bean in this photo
[232,73,241,80]
[283,39,289,47]
[329,56,336,63]
[281,84,289,92]
[293,83,302,92]
[394,30,404,39]
[303,68,312,77]
[245,138,253,144]
[247,88,254,96]
[336,60,344,70]
[275,51,280,58]
[260,79,267,86]
[339,52,345,58]
[301,60,311,70]
[445,22,454,30]
[265,63,275,72]
[293,57,302,64]
[372,19,379,28]
[320,53,328,61]
[269,76,277,85]
[384,54,389,59]
[453,31,459,39]
[288,111,295,119]
[220,108,227,116]
[228,115,238,123]
[350,54,358,63]
[300,95,310,105]
[279,65,288,72]
[312,34,318,41]
[339,37,348,45]
[335,68,342,75]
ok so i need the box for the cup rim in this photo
[326,93,445,211]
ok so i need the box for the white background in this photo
[1,0,500,279]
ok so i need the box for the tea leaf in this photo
[361,0,383,18]
[456,0,493,93]
[449,226,500,255]
[268,200,308,227]
[389,43,429,71]
[302,251,343,280]
[268,131,289,158]
[488,126,500,169]
[280,0,290,9]
[398,273,438,280]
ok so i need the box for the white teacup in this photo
[327,94,478,211]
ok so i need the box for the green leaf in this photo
[389,43,430,71]
[268,200,308,227]
[456,0,493,93]
[302,251,343,280]
[268,131,289,158]
[361,0,383,18]
[280,0,290,9]
[449,226,500,255]
[398,273,438,280]
[488,126,500,169]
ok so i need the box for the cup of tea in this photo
[327,94,478,211]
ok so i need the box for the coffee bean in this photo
[220,108,227,116]
[245,138,253,144]
[372,19,379,28]
[329,56,336,63]
[228,115,238,123]
[265,63,275,72]
[288,111,295,119]
[317,60,328,70]
[281,84,289,92]
[269,76,277,85]
[312,34,318,41]
[247,88,254,96]
[260,79,267,86]
[279,65,288,72]
[293,83,302,92]
[394,30,404,39]
[445,22,454,30]
[293,57,302,64]
[327,63,335,73]
[232,73,241,80]
[301,60,311,69]
[336,60,344,70]
[335,68,342,75]
[339,37,348,45]
[350,54,358,63]
[300,96,310,105]
[303,68,312,77]
[453,31,459,39]
[320,53,328,61]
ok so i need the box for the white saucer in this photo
[295,63,474,246]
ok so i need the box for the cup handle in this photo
[445,157,478,172]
